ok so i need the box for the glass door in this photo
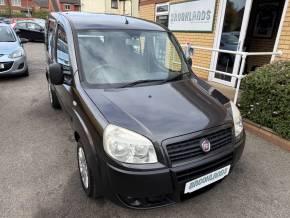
[212,0,253,87]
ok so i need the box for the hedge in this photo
[239,61,290,140]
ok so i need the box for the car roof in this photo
[53,12,166,32]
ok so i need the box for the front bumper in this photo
[104,134,245,209]
[0,55,27,76]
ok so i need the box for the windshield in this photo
[0,26,15,42]
[77,30,189,87]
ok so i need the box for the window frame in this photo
[64,4,71,11]
[155,2,169,27]
[111,0,118,9]
[11,0,21,6]
[0,0,5,6]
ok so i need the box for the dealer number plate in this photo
[184,165,231,194]
[0,64,4,69]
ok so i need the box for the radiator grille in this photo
[0,62,13,72]
[167,128,233,164]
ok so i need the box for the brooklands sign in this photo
[168,0,217,32]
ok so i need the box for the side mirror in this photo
[20,38,28,44]
[48,63,63,85]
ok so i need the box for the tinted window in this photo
[27,22,42,31]
[0,26,15,42]
[156,5,168,13]
[56,25,70,70]
[17,22,27,29]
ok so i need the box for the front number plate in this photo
[0,64,4,69]
[184,165,231,194]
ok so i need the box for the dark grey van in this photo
[46,12,245,209]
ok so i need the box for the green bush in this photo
[32,10,49,19]
[239,61,290,140]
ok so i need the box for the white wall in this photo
[80,0,139,16]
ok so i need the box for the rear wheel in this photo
[48,83,61,109]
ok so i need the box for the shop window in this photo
[111,0,118,9]
[155,3,169,27]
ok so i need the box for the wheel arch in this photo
[72,109,104,197]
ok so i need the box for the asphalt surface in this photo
[0,43,290,218]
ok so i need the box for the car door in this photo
[54,24,74,117]
[26,22,44,41]
[15,22,28,39]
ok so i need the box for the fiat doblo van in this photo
[46,12,245,209]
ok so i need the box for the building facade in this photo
[80,0,139,17]
[139,0,290,87]
[33,0,49,11]
[48,0,80,12]
[0,0,33,15]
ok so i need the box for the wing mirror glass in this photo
[48,63,64,85]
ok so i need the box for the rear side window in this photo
[56,25,70,71]
[27,22,42,31]
[17,22,27,29]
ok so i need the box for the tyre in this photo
[22,68,29,77]
[77,141,101,198]
[48,83,61,109]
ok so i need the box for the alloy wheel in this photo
[78,147,89,189]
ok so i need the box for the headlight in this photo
[103,124,157,164]
[9,49,24,58]
[230,102,244,137]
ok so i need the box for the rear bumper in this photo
[104,133,246,209]
[0,56,27,76]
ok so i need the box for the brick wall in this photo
[277,2,290,60]
[139,3,155,21]
[139,0,221,79]
[139,0,290,79]
[60,3,80,11]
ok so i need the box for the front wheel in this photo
[22,68,29,77]
[77,141,101,198]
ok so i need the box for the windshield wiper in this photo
[163,71,192,83]
[120,79,165,88]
